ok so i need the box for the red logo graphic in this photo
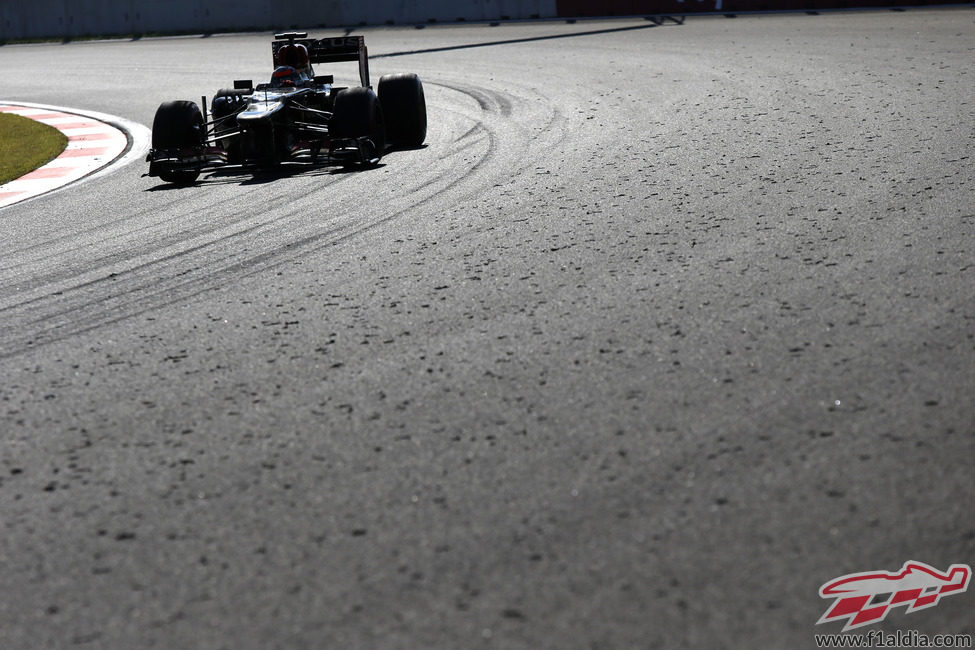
[818,561,971,631]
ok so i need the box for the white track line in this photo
[0,102,151,209]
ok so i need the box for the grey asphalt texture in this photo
[1,9,973,649]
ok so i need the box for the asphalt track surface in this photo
[1,10,973,648]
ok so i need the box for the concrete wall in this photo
[1,0,969,40]
[554,0,969,14]
[0,1,559,40]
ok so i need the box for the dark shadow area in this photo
[394,143,429,153]
[144,164,329,190]
[646,15,685,24]
[145,155,396,190]
[326,162,386,175]
[145,181,199,192]
[371,20,675,59]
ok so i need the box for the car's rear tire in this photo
[212,89,248,117]
[378,73,427,148]
[330,87,385,163]
[151,100,204,184]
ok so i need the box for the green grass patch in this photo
[0,112,68,185]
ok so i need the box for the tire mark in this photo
[0,169,358,284]
[433,81,514,117]
[0,80,560,359]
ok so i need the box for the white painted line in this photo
[0,102,151,209]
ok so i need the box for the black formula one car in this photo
[147,32,426,184]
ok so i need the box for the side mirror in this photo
[314,75,334,86]
[233,79,254,91]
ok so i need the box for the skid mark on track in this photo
[453,124,485,144]
[433,81,515,117]
[0,80,564,358]
[0,168,357,282]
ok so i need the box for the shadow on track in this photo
[143,157,407,190]
[371,18,680,59]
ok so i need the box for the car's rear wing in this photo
[272,33,370,88]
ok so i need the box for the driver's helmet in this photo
[277,43,311,74]
[271,65,301,88]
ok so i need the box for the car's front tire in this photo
[151,100,205,184]
[330,87,385,164]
